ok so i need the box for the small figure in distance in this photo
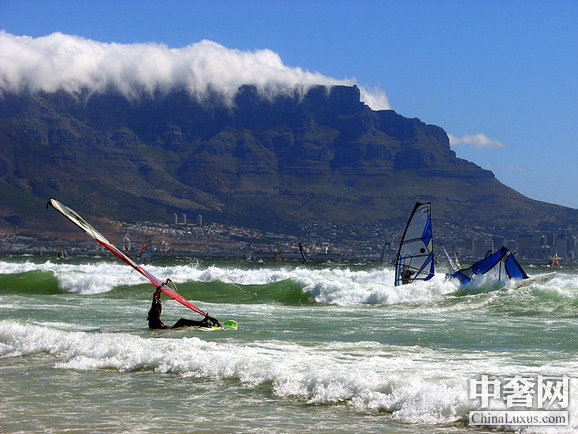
[147,287,221,329]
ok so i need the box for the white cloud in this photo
[448,133,506,150]
[508,164,524,172]
[0,31,390,110]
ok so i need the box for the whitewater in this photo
[1,256,577,433]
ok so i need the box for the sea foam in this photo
[3,320,576,429]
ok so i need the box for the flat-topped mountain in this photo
[1,85,576,235]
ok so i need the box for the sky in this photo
[1,0,577,209]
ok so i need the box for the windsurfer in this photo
[401,265,415,285]
[549,253,560,267]
[147,288,221,329]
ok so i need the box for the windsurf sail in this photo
[452,245,461,269]
[243,243,252,261]
[380,242,391,267]
[46,198,208,317]
[272,246,284,263]
[139,235,153,264]
[298,242,309,264]
[123,233,131,254]
[441,244,459,272]
[448,246,528,285]
[57,238,69,259]
[394,202,435,286]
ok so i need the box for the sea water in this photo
[1,256,577,434]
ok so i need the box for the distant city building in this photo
[568,236,576,259]
[197,214,203,227]
[518,233,534,250]
[493,236,505,249]
[556,233,568,257]
[474,239,494,258]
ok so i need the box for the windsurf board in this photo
[512,272,557,290]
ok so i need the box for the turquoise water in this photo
[1,256,577,433]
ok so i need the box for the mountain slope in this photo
[1,85,576,235]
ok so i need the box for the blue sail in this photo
[449,246,528,285]
[395,202,435,286]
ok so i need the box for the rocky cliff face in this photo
[1,85,576,232]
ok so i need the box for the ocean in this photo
[1,255,577,434]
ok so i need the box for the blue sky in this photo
[2,0,577,209]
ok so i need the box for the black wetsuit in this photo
[147,297,167,329]
[172,318,205,328]
[148,295,216,329]
[173,315,220,328]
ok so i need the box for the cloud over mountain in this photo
[0,31,390,110]
[448,133,506,150]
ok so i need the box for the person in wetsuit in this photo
[400,265,415,285]
[147,287,221,329]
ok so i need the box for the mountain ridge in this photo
[1,85,576,237]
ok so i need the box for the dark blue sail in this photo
[449,246,528,285]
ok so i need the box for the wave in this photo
[0,259,457,307]
[170,279,314,305]
[0,269,61,294]
[1,260,577,312]
[0,259,146,295]
[1,320,576,431]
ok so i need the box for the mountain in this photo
[1,85,577,236]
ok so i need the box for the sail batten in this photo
[394,202,435,286]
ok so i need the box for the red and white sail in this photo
[47,198,207,317]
